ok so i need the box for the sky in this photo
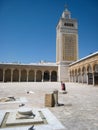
[0,0,98,63]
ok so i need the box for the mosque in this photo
[0,7,98,85]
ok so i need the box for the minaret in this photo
[56,7,78,64]
[56,7,78,82]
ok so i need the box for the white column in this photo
[42,71,44,82]
[49,71,51,82]
[11,69,13,82]
[72,75,73,82]
[78,74,79,83]
[75,75,76,82]
[3,69,5,82]
[87,73,89,85]
[34,70,36,82]
[82,73,83,84]
[27,70,29,82]
[69,75,70,82]
[19,70,21,82]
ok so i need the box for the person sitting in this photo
[61,81,66,91]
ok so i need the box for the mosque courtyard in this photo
[0,82,98,130]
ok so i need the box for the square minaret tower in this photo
[56,7,78,81]
[56,8,78,64]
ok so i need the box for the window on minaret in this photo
[65,14,69,19]
[64,23,74,27]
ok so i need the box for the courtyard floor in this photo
[0,82,98,130]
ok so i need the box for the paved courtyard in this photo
[0,82,98,130]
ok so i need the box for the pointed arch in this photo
[44,71,49,81]
[5,69,11,82]
[21,69,27,82]
[87,65,92,73]
[51,71,57,81]
[36,70,42,82]
[28,70,34,82]
[13,69,19,82]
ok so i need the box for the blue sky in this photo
[0,0,98,63]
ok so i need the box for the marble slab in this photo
[0,97,27,104]
[6,109,43,126]
[0,112,6,126]
[0,108,65,130]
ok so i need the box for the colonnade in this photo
[0,68,57,82]
[69,64,98,86]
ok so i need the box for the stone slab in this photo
[0,112,6,126]
[0,97,27,104]
[6,109,44,126]
[59,90,67,94]
[42,108,65,129]
[0,108,65,130]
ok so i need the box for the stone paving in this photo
[0,82,98,130]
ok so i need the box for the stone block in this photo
[45,93,54,107]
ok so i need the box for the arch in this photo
[75,69,77,75]
[51,71,57,81]
[87,65,92,73]
[82,67,86,73]
[13,69,19,82]
[36,70,42,82]
[28,70,34,82]
[72,70,74,76]
[21,69,27,82]
[44,71,49,81]
[69,70,71,76]
[5,69,11,82]
[94,64,98,73]
[78,68,81,74]
[0,69,3,82]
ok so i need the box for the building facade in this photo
[0,63,58,82]
[69,52,98,85]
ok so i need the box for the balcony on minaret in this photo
[62,8,71,19]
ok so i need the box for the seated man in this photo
[61,81,66,91]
